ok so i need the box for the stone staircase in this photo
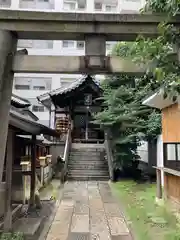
[67,143,109,181]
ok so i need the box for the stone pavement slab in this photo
[71,214,89,232]
[68,232,90,240]
[45,181,132,240]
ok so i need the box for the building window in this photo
[177,144,180,160]
[32,105,45,112]
[62,40,74,48]
[77,0,86,9]
[21,0,33,1]
[61,78,76,82]
[47,41,53,49]
[33,86,46,90]
[33,40,53,49]
[18,40,53,49]
[61,78,76,88]
[63,0,76,10]
[164,143,180,170]
[14,84,30,90]
[14,77,52,91]
[61,81,71,88]
[106,42,112,50]
[0,0,11,7]
[77,41,84,50]
[94,1,102,10]
[165,143,180,161]
[18,40,33,48]
[167,144,176,161]
[105,4,117,12]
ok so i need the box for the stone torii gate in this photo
[0,10,179,193]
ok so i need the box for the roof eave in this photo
[142,89,176,110]
[9,111,60,137]
[37,94,52,110]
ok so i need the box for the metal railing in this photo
[61,127,72,183]
[104,131,114,181]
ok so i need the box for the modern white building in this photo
[1,0,145,126]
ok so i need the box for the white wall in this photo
[156,134,164,186]
[137,141,148,163]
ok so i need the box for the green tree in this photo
[94,1,180,173]
[94,42,162,174]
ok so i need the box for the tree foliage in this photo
[143,0,180,15]
[94,44,161,170]
[139,1,180,97]
[94,0,180,170]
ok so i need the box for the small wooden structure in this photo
[143,89,180,206]
[38,75,104,144]
[1,94,60,231]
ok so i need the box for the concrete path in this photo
[46,181,132,240]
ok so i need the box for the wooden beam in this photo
[29,134,36,208]
[12,55,145,74]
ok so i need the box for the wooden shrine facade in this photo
[38,75,104,143]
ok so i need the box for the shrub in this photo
[0,232,24,240]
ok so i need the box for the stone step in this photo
[68,161,107,166]
[68,146,108,181]
[69,157,107,162]
[68,175,109,181]
[70,152,103,156]
[68,160,108,165]
[69,158,103,161]
[68,166,108,172]
[13,217,43,240]
[68,169,109,175]
[69,155,102,161]
[69,155,105,160]
[68,162,107,167]
[71,149,104,153]
[71,143,104,149]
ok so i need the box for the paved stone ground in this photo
[46,181,132,240]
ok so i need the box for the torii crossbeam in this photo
[0,10,179,40]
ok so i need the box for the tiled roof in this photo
[38,75,100,103]
[11,93,31,107]
[9,108,59,137]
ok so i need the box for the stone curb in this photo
[38,183,64,240]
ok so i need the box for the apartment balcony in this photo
[0,0,144,13]
[120,0,144,13]
[13,90,48,99]
[0,0,11,8]
[17,40,85,56]
[19,0,54,10]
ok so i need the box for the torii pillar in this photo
[0,30,17,183]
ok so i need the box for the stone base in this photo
[155,197,164,206]
[13,201,55,240]
[0,204,22,230]
[13,218,43,240]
